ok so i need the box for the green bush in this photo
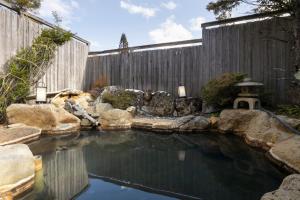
[0,27,72,122]
[102,90,137,110]
[201,73,245,107]
[5,0,41,12]
[276,105,300,119]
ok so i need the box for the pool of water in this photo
[25,130,287,200]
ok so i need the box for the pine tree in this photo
[119,33,129,49]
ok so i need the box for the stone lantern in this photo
[233,78,263,110]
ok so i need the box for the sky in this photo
[36,0,254,51]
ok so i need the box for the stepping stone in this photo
[0,125,41,146]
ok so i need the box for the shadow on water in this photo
[26,131,288,200]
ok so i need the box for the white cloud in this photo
[120,0,157,18]
[161,1,177,10]
[149,16,193,43]
[38,0,79,29]
[189,17,206,31]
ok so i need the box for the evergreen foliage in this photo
[4,0,41,12]
[0,27,72,121]
[201,73,245,107]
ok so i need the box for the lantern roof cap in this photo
[235,78,264,87]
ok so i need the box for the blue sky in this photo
[37,0,253,51]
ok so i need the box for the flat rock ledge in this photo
[0,124,41,146]
[218,109,300,174]
[6,104,80,135]
[269,136,300,173]
[261,174,300,200]
[218,109,293,150]
[132,115,210,132]
[0,144,35,197]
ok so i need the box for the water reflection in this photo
[28,131,287,200]
[27,135,90,200]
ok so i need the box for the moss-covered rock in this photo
[102,90,138,110]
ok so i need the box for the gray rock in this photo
[142,91,174,116]
[218,109,293,150]
[126,106,137,116]
[95,103,113,115]
[99,109,133,130]
[51,89,94,110]
[0,144,35,193]
[81,118,92,127]
[180,116,210,131]
[94,86,122,104]
[269,136,300,173]
[132,115,195,131]
[175,97,202,116]
[277,115,300,131]
[261,174,300,200]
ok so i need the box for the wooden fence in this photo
[86,15,293,104]
[0,1,89,92]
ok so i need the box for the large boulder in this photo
[94,86,122,104]
[0,144,35,194]
[51,89,94,110]
[142,91,174,116]
[99,109,133,130]
[179,116,210,131]
[7,104,80,135]
[174,97,202,116]
[95,103,113,115]
[218,109,293,150]
[261,174,300,200]
[277,115,300,131]
[269,136,300,173]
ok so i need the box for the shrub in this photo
[88,75,108,97]
[276,105,300,119]
[201,73,245,107]
[0,27,73,122]
[102,90,137,110]
[5,0,41,12]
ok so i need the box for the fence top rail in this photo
[89,39,203,55]
[201,11,288,28]
[0,0,90,45]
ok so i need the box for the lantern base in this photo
[233,97,261,110]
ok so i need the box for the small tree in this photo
[119,33,129,49]
[4,0,41,12]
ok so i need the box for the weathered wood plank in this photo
[0,6,89,93]
[84,17,292,104]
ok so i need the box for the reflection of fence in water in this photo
[41,147,89,200]
[82,132,284,200]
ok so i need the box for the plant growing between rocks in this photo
[276,104,300,119]
[88,75,108,98]
[201,73,245,108]
[0,27,73,122]
[102,90,137,110]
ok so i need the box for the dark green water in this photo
[26,130,287,200]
